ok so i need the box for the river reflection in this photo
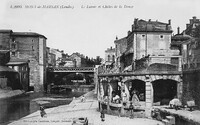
[0,91,85,125]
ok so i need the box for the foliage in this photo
[84,56,102,67]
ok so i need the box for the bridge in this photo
[47,67,95,73]
[46,67,96,92]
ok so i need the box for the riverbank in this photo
[9,90,164,125]
[0,89,25,99]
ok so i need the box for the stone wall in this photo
[0,31,11,50]
[182,70,200,108]
[11,36,46,92]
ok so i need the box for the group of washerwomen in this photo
[112,89,141,106]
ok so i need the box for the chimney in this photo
[177,27,180,34]
[193,16,197,20]
[168,19,171,25]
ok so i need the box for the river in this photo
[0,91,86,125]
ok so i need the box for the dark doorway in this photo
[152,79,177,105]
[125,79,145,101]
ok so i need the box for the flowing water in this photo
[0,91,85,125]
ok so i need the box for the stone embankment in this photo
[0,89,24,99]
[9,90,164,125]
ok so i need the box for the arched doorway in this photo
[152,79,177,105]
[124,79,146,102]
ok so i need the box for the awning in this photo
[6,58,29,65]
[0,66,17,72]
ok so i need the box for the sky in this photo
[0,0,200,59]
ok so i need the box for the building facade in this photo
[97,19,183,117]
[180,35,200,108]
[50,48,64,66]
[104,47,115,68]
[114,37,127,70]
[0,30,47,92]
[70,52,86,67]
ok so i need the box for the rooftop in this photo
[12,32,47,39]
[131,19,172,33]
[0,29,12,33]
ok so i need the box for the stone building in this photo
[185,16,200,37]
[124,19,180,70]
[170,16,200,108]
[7,58,30,91]
[114,37,127,71]
[46,47,56,67]
[70,52,86,67]
[180,38,200,108]
[50,48,64,66]
[97,19,183,117]
[0,30,47,92]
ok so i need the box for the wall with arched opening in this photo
[124,79,146,102]
[109,80,120,99]
[152,79,178,105]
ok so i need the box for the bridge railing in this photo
[47,67,95,72]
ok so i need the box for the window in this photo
[112,55,115,62]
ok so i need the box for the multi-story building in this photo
[46,47,56,67]
[185,16,200,37]
[124,19,180,70]
[97,19,183,117]
[180,37,200,108]
[70,52,86,67]
[114,37,127,70]
[50,48,64,66]
[178,16,200,108]
[0,30,47,92]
